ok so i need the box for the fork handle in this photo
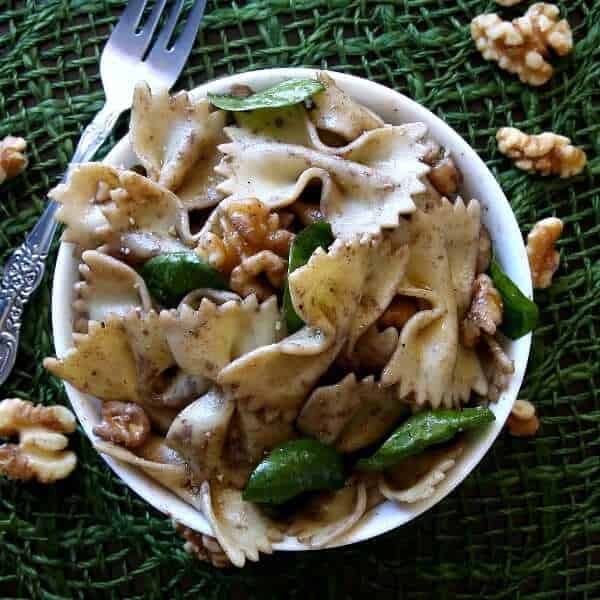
[0,103,122,385]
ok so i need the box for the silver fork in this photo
[0,0,207,385]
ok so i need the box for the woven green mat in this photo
[1,0,599,597]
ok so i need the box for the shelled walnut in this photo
[526,217,563,288]
[506,399,540,437]
[471,4,573,86]
[496,128,586,177]
[428,155,461,197]
[0,398,77,483]
[462,275,503,348]
[230,250,287,300]
[174,521,231,568]
[0,136,27,184]
[93,401,150,449]
[196,198,294,274]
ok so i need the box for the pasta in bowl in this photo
[47,68,533,566]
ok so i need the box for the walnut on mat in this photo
[0,398,77,483]
[496,128,586,177]
[471,3,573,86]
[506,399,540,437]
[526,217,563,289]
[0,136,27,184]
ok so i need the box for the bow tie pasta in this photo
[45,74,532,567]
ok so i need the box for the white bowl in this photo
[51,68,532,551]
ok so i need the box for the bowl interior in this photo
[52,67,532,551]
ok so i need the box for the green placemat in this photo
[1,0,599,598]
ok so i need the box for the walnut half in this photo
[506,399,540,437]
[174,521,231,568]
[527,217,563,289]
[93,401,151,449]
[462,274,504,348]
[196,198,294,275]
[471,3,573,86]
[0,398,77,483]
[0,136,27,184]
[497,128,586,178]
[230,250,287,301]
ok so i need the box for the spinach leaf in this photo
[243,438,345,504]
[490,258,539,339]
[357,407,495,471]
[208,79,325,111]
[140,253,228,308]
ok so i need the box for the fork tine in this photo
[111,0,149,35]
[144,0,206,81]
[151,0,185,50]
[166,0,207,61]
[133,0,169,56]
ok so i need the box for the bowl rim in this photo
[51,67,533,552]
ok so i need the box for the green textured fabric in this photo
[1,0,599,597]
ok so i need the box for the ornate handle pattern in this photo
[0,103,122,386]
[0,244,48,384]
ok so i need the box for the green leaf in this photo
[140,253,228,308]
[208,79,325,111]
[282,222,334,333]
[489,258,539,339]
[357,407,495,471]
[243,438,345,504]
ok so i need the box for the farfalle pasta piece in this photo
[346,239,409,354]
[287,238,373,340]
[218,238,377,418]
[74,251,153,324]
[309,73,384,141]
[234,105,319,147]
[439,197,481,317]
[44,315,139,403]
[156,371,210,409]
[297,374,366,445]
[347,324,398,372]
[216,124,429,238]
[382,201,488,408]
[286,483,367,548]
[94,434,190,498]
[0,399,77,483]
[378,441,464,504]
[160,295,280,380]
[166,387,234,482]
[198,481,281,568]
[130,82,227,207]
[101,171,185,243]
[298,374,407,453]
[229,406,295,477]
[122,309,198,408]
[50,163,120,248]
